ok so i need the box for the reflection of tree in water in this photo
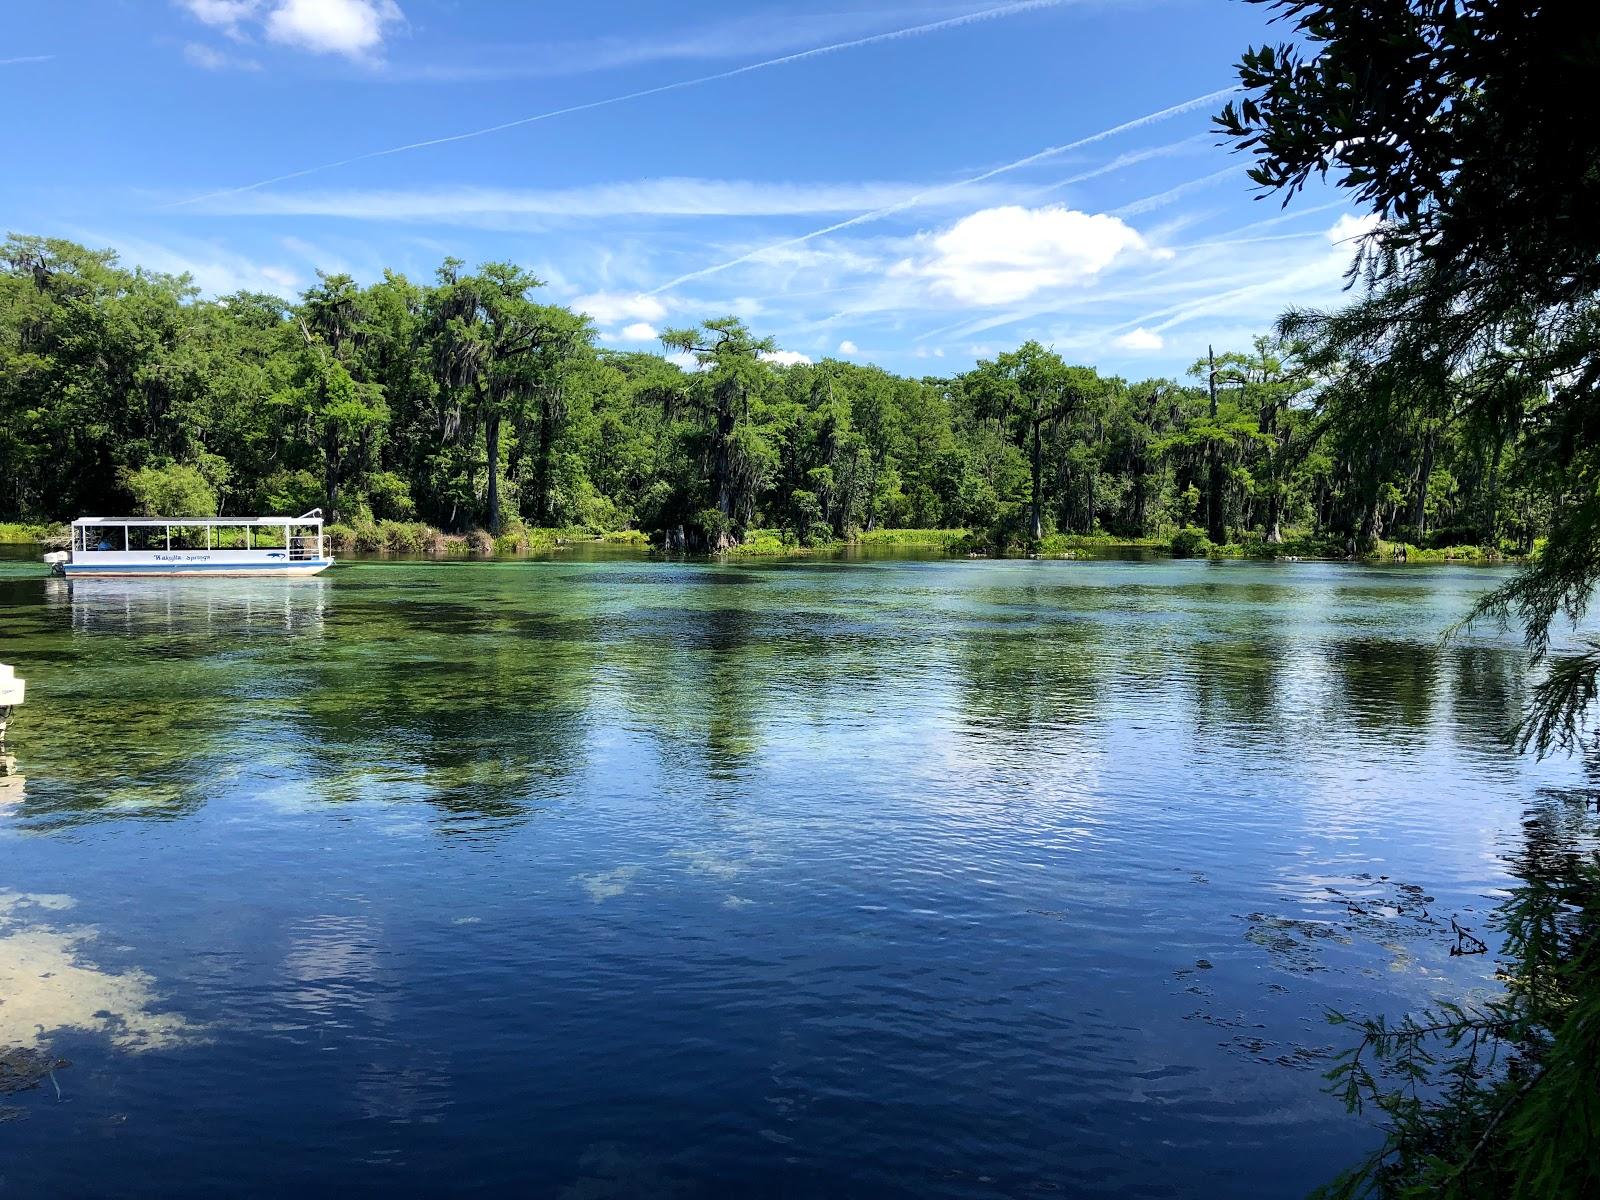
[10,658,248,831]
[1447,644,1527,752]
[1170,580,1298,736]
[1184,637,1290,737]
[1326,637,1440,737]
[5,581,331,830]
[290,592,601,826]
[603,566,914,782]
[1523,751,1600,872]
[608,600,764,781]
[953,598,1106,740]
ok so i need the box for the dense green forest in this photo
[0,233,1548,557]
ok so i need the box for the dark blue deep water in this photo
[0,554,1585,1196]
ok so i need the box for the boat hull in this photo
[60,559,335,578]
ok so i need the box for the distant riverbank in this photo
[0,518,1518,565]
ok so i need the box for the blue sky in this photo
[3,0,1368,378]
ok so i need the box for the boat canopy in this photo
[72,510,323,527]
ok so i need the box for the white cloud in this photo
[259,265,300,291]
[573,291,668,325]
[183,41,261,70]
[838,339,859,355]
[178,0,402,61]
[74,232,303,297]
[761,350,812,367]
[913,346,945,359]
[184,42,229,68]
[600,322,661,344]
[898,205,1154,306]
[1328,212,1380,245]
[1114,327,1164,352]
[264,0,402,59]
[178,0,259,38]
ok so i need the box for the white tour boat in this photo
[48,511,335,577]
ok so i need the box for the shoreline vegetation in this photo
[1,517,1518,565]
[2,236,1550,572]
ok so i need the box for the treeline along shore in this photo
[0,234,1546,561]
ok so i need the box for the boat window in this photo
[213,526,250,550]
[253,525,286,549]
[288,524,319,560]
[85,526,125,551]
[73,526,84,552]
[127,526,164,551]
[169,525,207,551]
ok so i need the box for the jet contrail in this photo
[1108,164,1239,218]
[0,55,54,66]
[646,85,1242,295]
[1024,134,1209,201]
[166,0,1075,209]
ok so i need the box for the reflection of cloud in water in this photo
[578,866,639,902]
[0,892,199,1052]
[283,914,382,1017]
[669,848,744,880]
[278,913,453,1127]
[353,1052,452,1128]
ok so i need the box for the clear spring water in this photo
[0,551,1584,1197]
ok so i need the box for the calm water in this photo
[0,552,1584,1197]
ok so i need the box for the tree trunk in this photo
[714,393,736,525]
[1409,423,1435,537]
[534,397,556,526]
[506,417,528,519]
[484,411,502,534]
[1358,496,1382,554]
[1206,346,1226,544]
[864,456,880,532]
[1486,426,1505,546]
[1357,448,1384,554]
[1029,416,1044,542]
[1133,465,1147,535]
[324,420,341,524]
